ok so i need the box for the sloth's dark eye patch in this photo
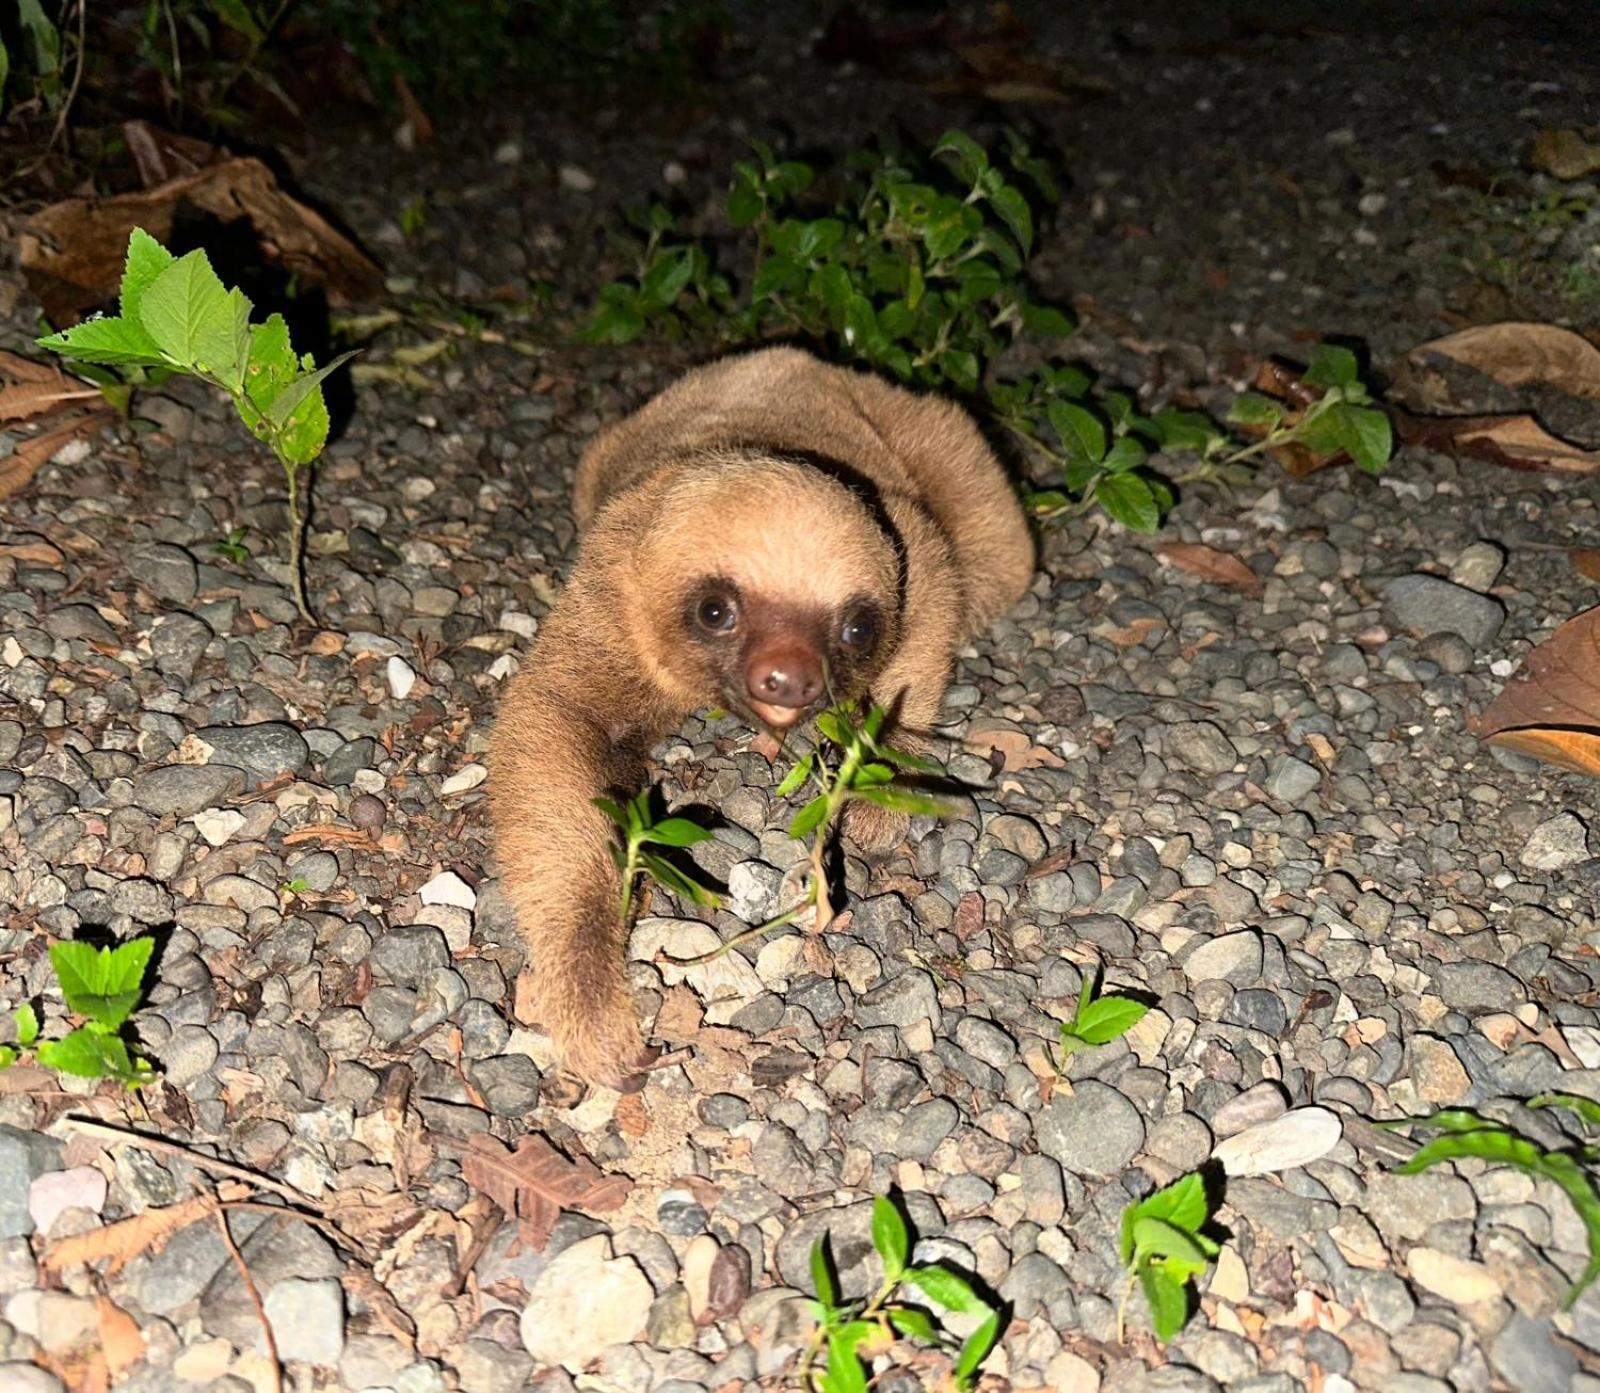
[839,603,878,651]
[691,585,740,636]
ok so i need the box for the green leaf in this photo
[809,263,853,324]
[0,35,10,113]
[38,316,167,367]
[774,754,815,799]
[640,247,697,309]
[854,786,951,818]
[872,1195,910,1278]
[583,300,645,345]
[954,1308,1001,1386]
[120,228,176,325]
[211,0,264,40]
[887,1306,939,1342]
[1132,1216,1210,1270]
[639,853,721,909]
[1019,302,1074,338]
[1304,343,1360,389]
[0,1046,13,1071]
[37,1027,155,1087]
[639,816,714,848]
[1027,488,1071,512]
[1153,408,1222,454]
[1328,402,1393,474]
[727,176,763,228]
[1139,1262,1191,1341]
[592,797,628,827]
[1121,1172,1210,1264]
[853,761,896,788]
[1531,1093,1600,1129]
[139,250,240,378]
[1101,436,1147,474]
[1047,401,1107,467]
[1227,392,1285,427]
[990,184,1033,253]
[18,0,60,92]
[789,794,831,841]
[825,1330,868,1393]
[49,939,153,1030]
[877,744,941,774]
[934,129,989,185]
[1096,471,1160,533]
[810,1237,839,1309]
[905,1264,982,1313]
[1064,994,1149,1046]
[263,351,357,431]
[14,1003,38,1048]
[814,710,851,747]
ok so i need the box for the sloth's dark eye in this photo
[695,594,738,634]
[840,611,876,649]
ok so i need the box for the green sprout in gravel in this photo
[1379,1101,1600,1307]
[213,526,251,565]
[1118,1170,1221,1343]
[1052,971,1149,1068]
[594,788,723,924]
[800,1194,1001,1393]
[39,228,355,623]
[0,940,157,1088]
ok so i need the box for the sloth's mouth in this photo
[747,698,809,731]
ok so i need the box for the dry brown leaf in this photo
[461,1134,631,1251]
[1410,322,1600,399]
[341,1267,417,1349]
[40,1187,242,1275]
[0,536,66,565]
[1393,408,1600,474]
[1572,551,1600,583]
[280,823,379,849]
[123,118,227,187]
[20,157,382,326]
[0,350,63,384]
[98,1297,145,1375]
[964,722,1066,770]
[1477,606,1600,777]
[1530,128,1600,181]
[0,410,117,501]
[1157,542,1262,592]
[615,1091,651,1139]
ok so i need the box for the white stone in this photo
[189,807,245,847]
[631,918,763,1006]
[519,1236,651,1371]
[1407,1248,1502,1305]
[1211,1107,1343,1177]
[386,656,416,700]
[29,1168,106,1234]
[1521,813,1589,871]
[264,1277,345,1365]
[419,870,476,910]
[440,763,487,796]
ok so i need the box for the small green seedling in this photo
[0,940,157,1088]
[594,789,722,925]
[1379,1103,1600,1307]
[39,228,355,622]
[214,526,251,564]
[1118,1171,1221,1342]
[779,703,950,931]
[800,1194,1001,1392]
[1223,344,1392,475]
[1054,972,1149,1065]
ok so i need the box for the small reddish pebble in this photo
[350,793,386,830]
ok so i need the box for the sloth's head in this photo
[629,454,903,730]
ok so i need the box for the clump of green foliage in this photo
[39,228,353,622]
[586,129,1394,533]
[1,940,157,1088]
[802,1194,1000,1393]
[1118,1171,1221,1342]
[594,788,723,923]
[0,0,64,117]
[1053,971,1149,1066]
[1380,1099,1600,1307]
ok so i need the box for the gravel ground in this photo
[2,2,1600,1391]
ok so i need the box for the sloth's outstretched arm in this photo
[488,614,661,1089]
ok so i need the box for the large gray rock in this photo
[1037,1081,1145,1177]
[1382,574,1504,648]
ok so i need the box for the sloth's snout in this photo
[744,639,824,726]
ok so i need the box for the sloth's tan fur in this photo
[489,347,1033,1087]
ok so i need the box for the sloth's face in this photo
[632,457,903,728]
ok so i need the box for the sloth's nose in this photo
[744,640,824,710]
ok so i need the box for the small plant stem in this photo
[1116,1267,1139,1345]
[669,896,813,966]
[282,461,314,624]
[795,1274,900,1390]
[618,837,642,924]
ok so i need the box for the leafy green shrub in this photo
[1118,1171,1221,1341]
[586,130,1395,532]
[1,940,157,1088]
[39,228,353,622]
[802,1194,1001,1392]
[0,0,64,117]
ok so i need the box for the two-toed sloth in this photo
[489,347,1034,1088]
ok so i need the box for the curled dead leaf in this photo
[964,721,1066,769]
[0,409,117,502]
[1477,606,1600,777]
[460,1133,631,1251]
[1157,542,1262,592]
[1409,322,1600,400]
[21,157,382,326]
[1393,409,1600,474]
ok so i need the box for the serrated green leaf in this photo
[1096,471,1160,533]
[640,246,697,309]
[810,1237,839,1309]
[1227,392,1285,427]
[888,1305,939,1342]
[120,228,175,325]
[49,939,153,1029]
[872,1195,909,1278]
[1329,402,1393,474]
[905,1264,982,1313]
[38,316,167,367]
[139,250,238,377]
[37,1026,154,1086]
[1304,343,1360,389]
[934,129,989,185]
[1122,1173,1210,1264]
[582,300,645,345]
[263,351,357,431]
[1102,436,1147,474]
[954,1308,1000,1386]
[809,263,853,323]
[774,754,814,799]
[14,1003,38,1048]
[990,184,1033,253]
[1047,400,1106,467]
[1064,994,1149,1046]
[1139,1261,1191,1341]
[1153,408,1222,453]
[639,816,714,848]
[789,794,831,841]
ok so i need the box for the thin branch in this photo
[60,1117,316,1207]
[216,1202,282,1393]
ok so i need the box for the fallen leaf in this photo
[123,118,227,187]
[460,1134,631,1252]
[0,409,116,501]
[1476,606,1600,777]
[341,1267,417,1349]
[0,536,66,566]
[963,721,1066,769]
[1157,542,1262,592]
[40,1186,244,1275]
[98,1297,145,1375]
[1571,551,1600,583]
[1410,322,1600,399]
[20,156,382,326]
[1392,408,1599,474]
[1530,128,1600,181]
[615,1091,651,1139]
[1248,359,1348,476]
